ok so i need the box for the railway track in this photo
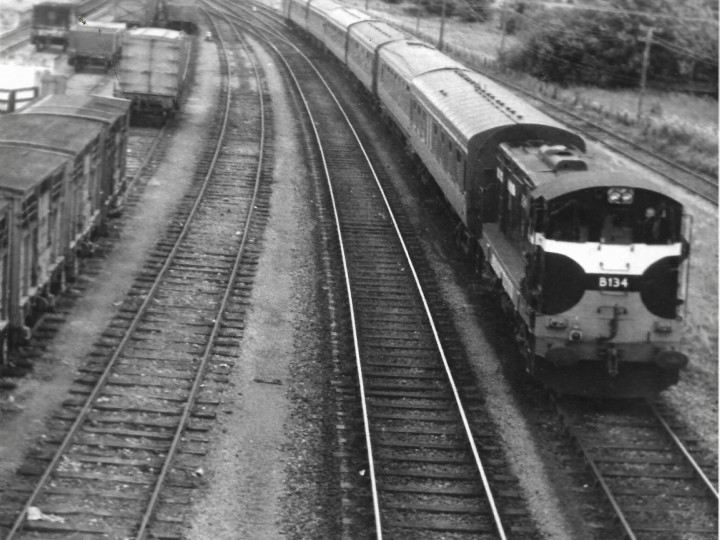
[557,397,718,540]
[0,14,273,539]
[209,3,540,538]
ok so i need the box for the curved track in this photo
[557,397,718,540]
[1,15,272,539]
[208,2,543,538]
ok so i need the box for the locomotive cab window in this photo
[545,187,682,244]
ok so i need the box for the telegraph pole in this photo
[637,25,654,119]
[438,0,447,50]
[415,0,421,34]
[498,1,508,56]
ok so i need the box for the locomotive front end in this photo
[529,182,690,396]
[494,142,691,397]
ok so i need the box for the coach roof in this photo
[349,19,406,49]
[379,40,465,81]
[323,6,373,27]
[0,145,68,195]
[413,68,585,152]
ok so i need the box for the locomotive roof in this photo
[379,40,465,81]
[413,68,585,151]
[22,94,131,125]
[0,114,103,154]
[502,142,663,199]
[348,19,406,48]
[0,145,67,195]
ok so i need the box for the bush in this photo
[503,4,718,89]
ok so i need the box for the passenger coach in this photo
[346,20,407,95]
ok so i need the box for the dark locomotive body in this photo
[283,0,692,397]
[31,1,78,51]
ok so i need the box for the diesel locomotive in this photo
[283,0,691,397]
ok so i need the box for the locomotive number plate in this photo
[598,276,629,290]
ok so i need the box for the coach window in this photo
[456,149,464,186]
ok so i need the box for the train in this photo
[282,0,692,397]
[0,94,131,367]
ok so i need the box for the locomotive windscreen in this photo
[544,187,682,245]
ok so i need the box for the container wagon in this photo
[115,27,189,123]
[0,145,71,351]
[31,1,78,51]
[113,0,159,27]
[162,0,199,34]
[68,21,127,72]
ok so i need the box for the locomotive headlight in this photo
[569,329,583,342]
[654,321,673,334]
[546,317,567,330]
[607,187,634,204]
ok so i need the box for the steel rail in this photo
[201,2,382,535]
[135,10,267,538]
[647,401,719,499]
[5,11,236,540]
[125,125,168,194]
[211,3,509,537]
[554,398,637,540]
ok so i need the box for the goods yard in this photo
[0,0,716,538]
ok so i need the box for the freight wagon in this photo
[162,0,199,34]
[19,94,132,220]
[68,21,126,72]
[31,1,78,51]
[0,145,71,352]
[115,27,189,123]
[113,0,159,27]
[0,95,130,355]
